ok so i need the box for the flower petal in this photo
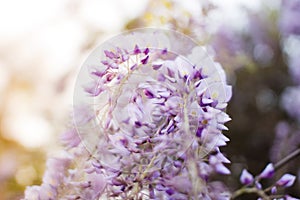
[259,163,274,179]
[240,169,254,185]
[276,174,296,187]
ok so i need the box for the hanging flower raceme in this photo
[24,29,232,200]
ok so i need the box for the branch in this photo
[274,147,300,171]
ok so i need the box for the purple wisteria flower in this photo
[23,128,107,200]
[24,29,232,199]
[240,169,254,185]
[259,163,275,179]
[280,0,300,36]
[276,174,296,188]
[237,162,298,199]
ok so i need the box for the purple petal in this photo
[166,188,175,195]
[141,55,149,65]
[240,169,254,185]
[255,181,262,189]
[165,175,192,194]
[215,163,231,175]
[196,127,204,137]
[134,44,141,54]
[121,54,129,62]
[167,67,175,78]
[60,129,81,149]
[149,184,155,198]
[259,163,274,179]
[276,174,296,187]
[87,173,106,197]
[130,64,138,70]
[271,186,277,194]
[152,64,162,70]
[104,50,116,59]
[202,98,214,104]
[89,66,106,77]
[174,161,182,168]
[161,48,168,54]
[144,89,155,98]
[109,62,118,69]
[157,73,166,82]
[112,178,123,186]
[101,60,109,65]
[84,83,103,96]
[193,69,203,80]
[135,121,142,128]
[143,47,149,55]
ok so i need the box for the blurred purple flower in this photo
[285,195,300,200]
[271,121,300,164]
[60,128,81,149]
[212,27,244,57]
[280,0,300,36]
[288,56,300,84]
[270,121,290,162]
[255,181,262,190]
[281,86,300,122]
[271,186,277,194]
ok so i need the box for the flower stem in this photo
[231,147,300,199]
[274,147,300,171]
[231,187,270,200]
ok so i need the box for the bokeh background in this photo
[0,0,299,199]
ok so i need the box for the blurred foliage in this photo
[0,134,45,200]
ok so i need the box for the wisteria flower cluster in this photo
[234,163,297,199]
[23,29,232,199]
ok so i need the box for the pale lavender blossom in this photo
[288,56,300,85]
[280,0,300,36]
[276,174,296,187]
[60,128,81,149]
[240,169,254,185]
[280,0,300,89]
[281,86,300,122]
[259,163,275,179]
[235,162,298,199]
[271,186,277,194]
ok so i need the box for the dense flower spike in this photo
[73,29,232,199]
[24,29,232,199]
[281,87,300,122]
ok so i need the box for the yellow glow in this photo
[15,165,37,186]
